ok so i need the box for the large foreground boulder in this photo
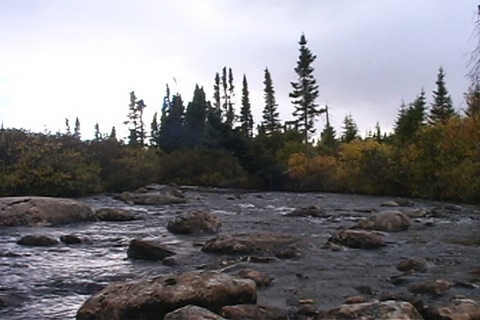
[76,271,257,320]
[317,300,423,319]
[0,197,95,227]
[353,210,411,232]
[202,232,302,258]
[167,210,221,234]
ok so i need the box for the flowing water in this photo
[1,188,479,319]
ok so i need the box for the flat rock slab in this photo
[0,197,95,227]
[76,271,256,320]
[202,232,302,257]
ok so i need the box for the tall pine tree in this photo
[239,75,254,138]
[262,67,281,135]
[429,67,455,124]
[341,114,358,143]
[289,34,324,144]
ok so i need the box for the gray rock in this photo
[202,232,302,257]
[167,210,221,234]
[76,271,257,320]
[317,300,423,320]
[165,305,226,320]
[118,191,186,205]
[127,238,175,261]
[0,197,95,227]
[17,235,59,246]
[396,257,428,273]
[60,234,83,245]
[220,304,289,320]
[95,208,136,221]
[328,229,385,249]
[354,210,411,232]
[286,205,327,218]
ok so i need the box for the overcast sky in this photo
[0,0,478,140]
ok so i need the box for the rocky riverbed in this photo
[0,186,479,319]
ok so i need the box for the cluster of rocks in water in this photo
[1,186,480,319]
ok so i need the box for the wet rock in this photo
[396,257,428,273]
[117,185,185,205]
[202,232,302,257]
[220,304,289,320]
[60,234,83,245]
[353,207,377,213]
[167,210,221,234]
[286,205,327,218]
[296,302,318,317]
[393,199,415,207]
[345,295,370,304]
[437,297,480,320]
[380,201,400,207]
[127,238,175,261]
[164,305,226,320]
[328,229,385,249]
[76,271,257,320]
[408,279,453,295]
[317,300,423,320]
[95,208,136,221]
[0,196,95,227]
[354,210,411,232]
[17,235,59,246]
[237,269,274,287]
[404,208,428,218]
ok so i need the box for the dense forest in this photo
[1,33,480,203]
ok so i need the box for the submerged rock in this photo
[59,234,84,245]
[76,271,257,320]
[127,238,175,261]
[167,210,221,234]
[236,269,274,287]
[396,257,428,273]
[0,196,95,227]
[95,208,136,221]
[17,235,59,246]
[117,184,186,205]
[407,279,453,295]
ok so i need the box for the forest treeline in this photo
[1,34,480,202]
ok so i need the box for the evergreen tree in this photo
[74,117,81,139]
[150,112,160,147]
[394,90,426,144]
[429,67,455,124]
[109,126,117,141]
[465,82,480,116]
[221,67,228,118]
[318,105,337,154]
[239,75,254,138]
[262,67,281,135]
[341,114,358,143]
[226,68,235,127]
[65,118,71,136]
[213,72,221,111]
[125,91,147,146]
[159,94,185,152]
[94,122,101,141]
[289,34,324,144]
[184,84,208,148]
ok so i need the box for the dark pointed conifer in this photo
[289,33,324,144]
[185,84,208,148]
[429,67,455,124]
[262,67,281,135]
[239,75,254,138]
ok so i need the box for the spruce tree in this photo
[429,67,455,124]
[94,122,101,141]
[159,94,185,152]
[125,91,146,146]
[226,68,235,127]
[318,105,337,154]
[239,75,254,138]
[262,67,281,135]
[150,112,160,147]
[394,90,426,144]
[109,126,117,141]
[73,117,81,139]
[213,72,221,111]
[185,84,207,148]
[289,33,324,144]
[341,114,358,143]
